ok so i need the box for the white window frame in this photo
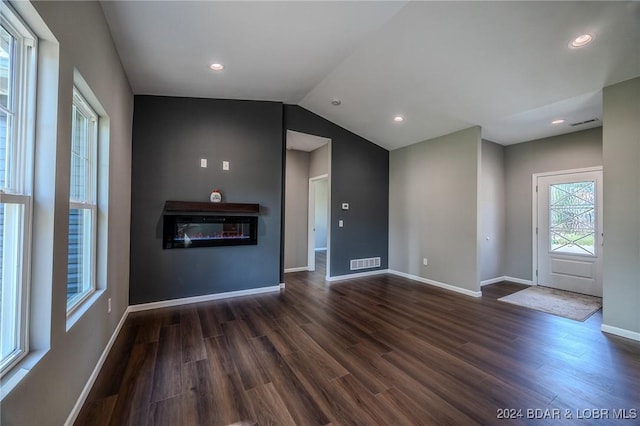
[66,87,98,314]
[0,4,37,377]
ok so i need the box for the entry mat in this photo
[498,286,602,321]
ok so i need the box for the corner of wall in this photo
[389,126,482,293]
[601,77,640,336]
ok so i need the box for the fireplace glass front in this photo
[163,214,258,249]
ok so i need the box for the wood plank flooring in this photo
[76,253,640,425]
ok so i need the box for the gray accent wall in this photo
[2,2,133,425]
[480,140,506,282]
[130,96,283,304]
[285,105,389,277]
[503,127,603,281]
[389,127,482,293]
[602,77,640,336]
[284,149,310,269]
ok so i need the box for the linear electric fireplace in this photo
[163,214,258,249]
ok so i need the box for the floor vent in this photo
[350,257,381,271]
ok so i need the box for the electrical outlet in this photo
[108,297,112,313]
[423,258,428,266]
[222,160,230,171]
[200,158,207,168]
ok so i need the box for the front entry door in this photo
[536,169,603,297]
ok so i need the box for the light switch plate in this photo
[223,161,230,171]
[200,158,207,168]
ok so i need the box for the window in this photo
[549,181,596,255]
[66,88,98,312]
[0,6,36,375]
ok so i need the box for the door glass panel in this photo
[549,181,596,255]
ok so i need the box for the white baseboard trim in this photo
[128,285,282,313]
[388,270,482,298]
[480,276,533,286]
[601,324,640,342]
[480,276,506,287]
[326,269,389,282]
[65,307,131,426]
[284,266,308,273]
[503,276,533,286]
[279,282,286,289]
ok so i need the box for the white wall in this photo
[310,145,329,251]
[1,2,133,425]
[389,127,481,293]
[602,77,640,337]
[309,143,329,178]
[480,140,505,282]
[314,178,328,249]
[284,149,309,269]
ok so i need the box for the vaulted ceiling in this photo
[101,1,640,150]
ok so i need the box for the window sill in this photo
[66,289,105,331]
[0,349,48,401]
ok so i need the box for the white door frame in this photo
[308,174,329,272]
[532,166,603,288]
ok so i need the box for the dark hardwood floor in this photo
[76,252,640,425]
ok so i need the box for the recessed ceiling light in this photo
[331,99,342,106]
[551,119,565,125]
[209,63,224,71]
[393,116,404,122]
[570,34,593,48]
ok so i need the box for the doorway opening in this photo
[284,130,331,278]
[308,175,328,274]
[533,167,603,297]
